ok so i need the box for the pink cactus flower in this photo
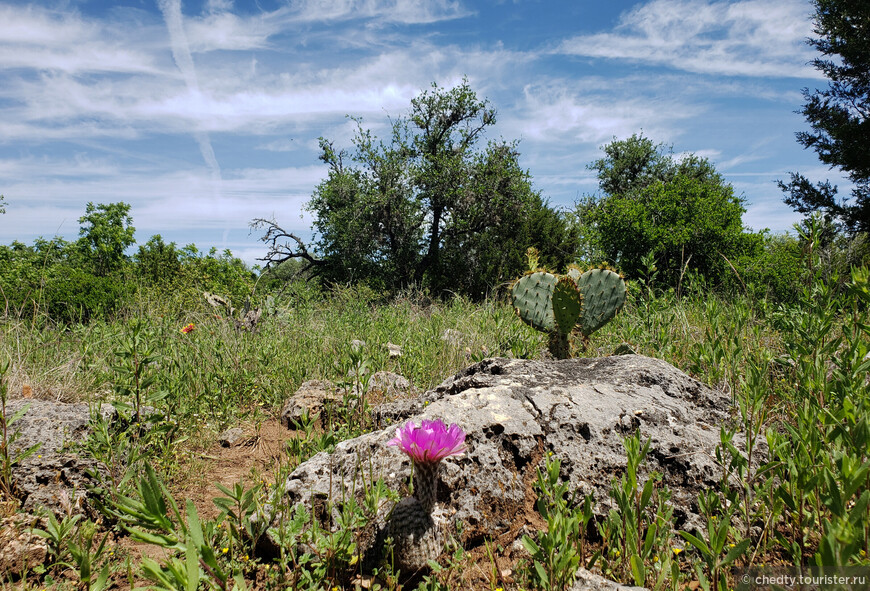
[388,418,467,466]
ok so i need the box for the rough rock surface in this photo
[269,355,737,559]
[571,568,647,591]
[280,380,343,429]
[6,399,116,517]
[366,371,416,400]
[0,514,48,576]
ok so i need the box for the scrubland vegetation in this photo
[1,0,868,586]
[0,200,868,591]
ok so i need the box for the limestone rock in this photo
[219,427,247,447]
[264,356,740,563]
[366,371,415,400]
[0,515,47,577]
[280,380,342,429]
[571,568,648,591]
[6,399,116,518]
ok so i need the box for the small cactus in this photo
[369,419,467,574]
[511,263,626,358]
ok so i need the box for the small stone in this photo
[280,380,341,429]
[219,427,246,447]
[385,342,402,358]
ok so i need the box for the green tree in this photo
[255,80,573,296]
[77,202,136,276]
[778,0,870,233]
[581,135,752,285]
[0,195,6,214]
[135,234,182,285]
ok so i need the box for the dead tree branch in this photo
[250,218,324,276]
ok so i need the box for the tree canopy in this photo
[256,80,574,297]
[779,0,870,233]
[580,134,752,285]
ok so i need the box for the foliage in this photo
[598,432,677,589]
[77,201,136,277]
[3,214,870,590]
[258,80,574,297]
[519,453,594,591]
[135,234,183,285]
[579,134,756,286]
[778,0,870,233]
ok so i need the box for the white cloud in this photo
[0,5,162,75]
[288,0,471,24]
[557,0,817,78]
[511,82,702,145]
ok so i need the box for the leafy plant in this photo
[520,453,594,591]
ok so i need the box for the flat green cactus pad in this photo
[552,275,583,335]
[511,271,558,333]
[574,268,626,336]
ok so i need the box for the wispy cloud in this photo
[557,0,817,78]
[288,0,471,23]
[0,5,162,75]
[157,0,222,183]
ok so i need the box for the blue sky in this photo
[0,0,841,266]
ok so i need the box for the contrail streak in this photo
[157,0,222,182]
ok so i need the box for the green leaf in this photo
[630,555,646,587]
[678,530,711,557]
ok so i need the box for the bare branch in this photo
[250,218,324,275]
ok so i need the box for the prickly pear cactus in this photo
[511,262,626,358]
[572,268,626,337]
[511,271,584,359]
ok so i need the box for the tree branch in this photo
[250,218,324,275]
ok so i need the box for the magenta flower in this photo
[388,419,467,465]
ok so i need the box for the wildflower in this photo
[673,548,684,556]
[222,547,229,554]
[181,323,195,334]
[388,419,466,466]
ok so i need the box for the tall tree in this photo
[78,201,136,276]
[581,134,752,285]
[779,0,870,233]
[255,80,573,296]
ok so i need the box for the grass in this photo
[0,261,868,590]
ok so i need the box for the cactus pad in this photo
[552,275,583,335]
[511,271,558,333]
[573,268,626,336]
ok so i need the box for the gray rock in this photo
[0,514,48,577]
[571,568,647,591]
[265,356,738,561]
[440,329,465,346]
[366,371,415,399]
[219,427,247,447]
[385,342,403,358]
[6,399,116,517]
[280,380,342,429]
